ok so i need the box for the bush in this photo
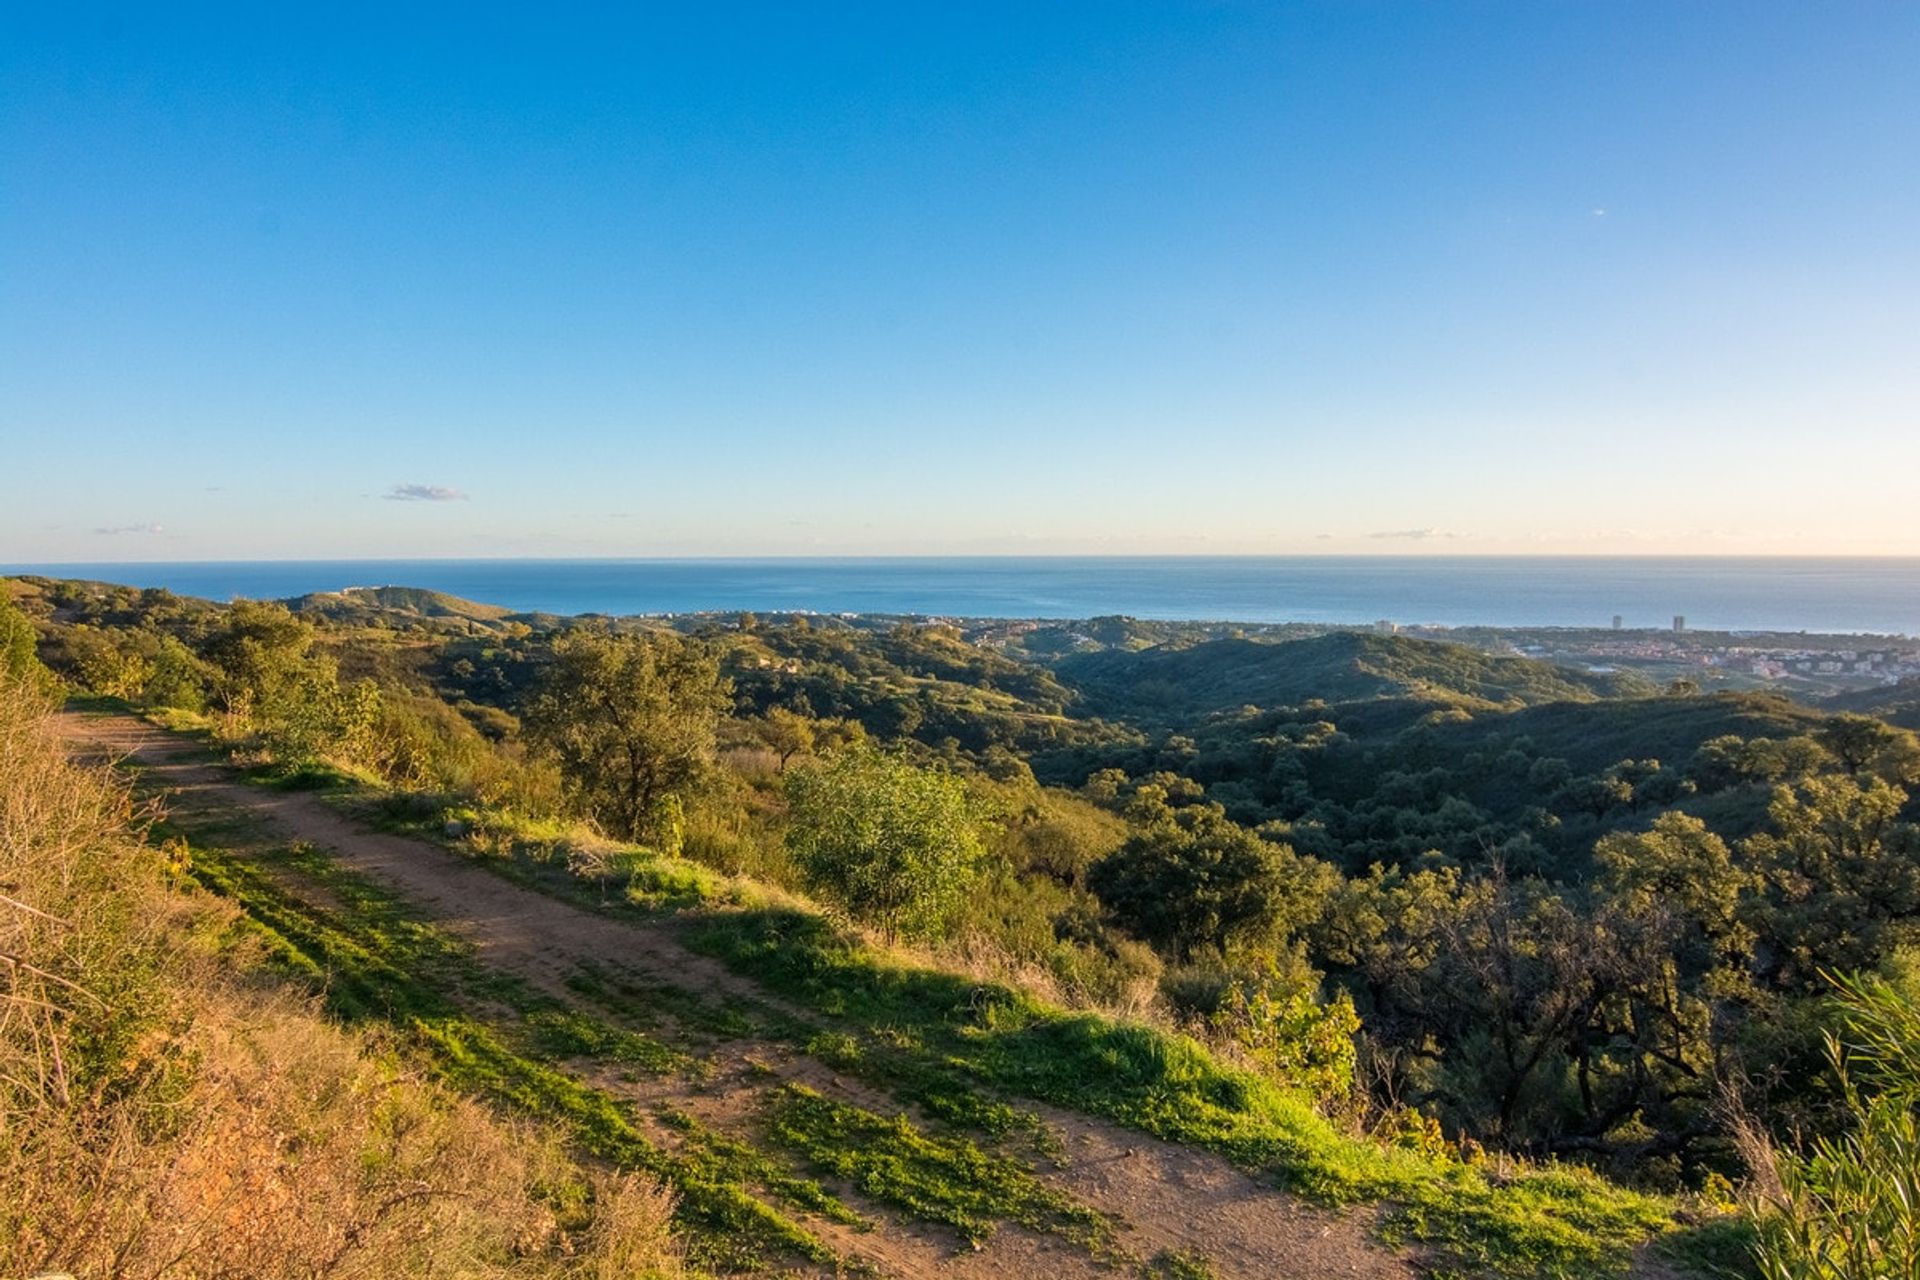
[1211,975,1360,1110]
[785,746,985,940]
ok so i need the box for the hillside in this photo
[1,686,683,1278]
[1055,631,1650,720]
[288,585,522,628]
[1825,676,1920,730]
[10,574,1920,1280]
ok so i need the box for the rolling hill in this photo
[1054,631,1653,720]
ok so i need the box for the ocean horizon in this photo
[9,556,1920,636]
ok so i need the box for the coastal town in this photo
[1441,625,1920,696]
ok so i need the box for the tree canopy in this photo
[784,746,984,940]
[525,629,731,843]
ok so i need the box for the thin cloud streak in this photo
[385,484,468,502]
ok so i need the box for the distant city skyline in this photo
[5,4,1918,560]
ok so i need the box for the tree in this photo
[525,630,731,842]
[1820,717,1920,787]
[784,746,984,940]
[144,634,209,711]
[197,600,354,757]
[0,594,53,693]
[1596,812,1750,952]
[755,706,815,771]
[1745,776,1920,986]
[1552,774,1634,820]
[1088,803,1334,963]
[200,600,327,719]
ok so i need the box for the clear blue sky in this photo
[4,3,1917,560]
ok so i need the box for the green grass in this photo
[764,1084,1111,1250]
[172,827,838,1272]
[656,1106,871,1232]
[688,907,1681,1278]
[521,1007,693,1077]
[1145,1251,1220,1280]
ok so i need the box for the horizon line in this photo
[10,551,1920,568]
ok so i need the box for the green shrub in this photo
[1745,971,1920,1279]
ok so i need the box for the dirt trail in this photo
[59,711,1416,1280]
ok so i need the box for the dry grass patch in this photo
[0,681,683,1280]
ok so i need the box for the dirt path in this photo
[59,710,1417,1280]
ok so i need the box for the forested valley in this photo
[9,573,1920,1278]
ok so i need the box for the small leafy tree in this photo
[784,746,983,941]
[143,633,209,712]
[756,706,815,771]
[525,629,730,842]
[0,594,56,695]
[199,600,339,725]
[1211,974,1360,1108]
[1088,803,1334,963]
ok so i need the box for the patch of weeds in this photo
[806,1029,863,1068]
[657,1106,870,1230]
[242,758,360,791]
[522,1008,690,1077]
[620,850,736,911]
[1654,1215,1757,1278]
[1146,1249,1219,1280]
[764,1084,1111,1251]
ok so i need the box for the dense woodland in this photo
[9,573,1920,1274]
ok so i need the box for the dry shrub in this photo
[0,679,682,1279]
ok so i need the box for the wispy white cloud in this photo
[1366,527,1462,541]
[385,483,468,502]
[93,522,165,536]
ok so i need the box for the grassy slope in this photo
[265,738,1730,1279]
[4,694,685,1279]
[107,728,1162,1278]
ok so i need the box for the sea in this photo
[6,557,1920,636]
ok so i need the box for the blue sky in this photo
[4,3,1917,560]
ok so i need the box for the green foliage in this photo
[1747,971,1920,1280]
[1746,776,1920,986]
[0,593,56,695]
[524,630,731,842]
[764,1084,1111,1248]
[1820,713,1920,781]
[784,745,985,939]
[202,600,325,716]
[1211,975,1360,1108]
[1057,631,1644,721]
[1089,801,1334,962]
